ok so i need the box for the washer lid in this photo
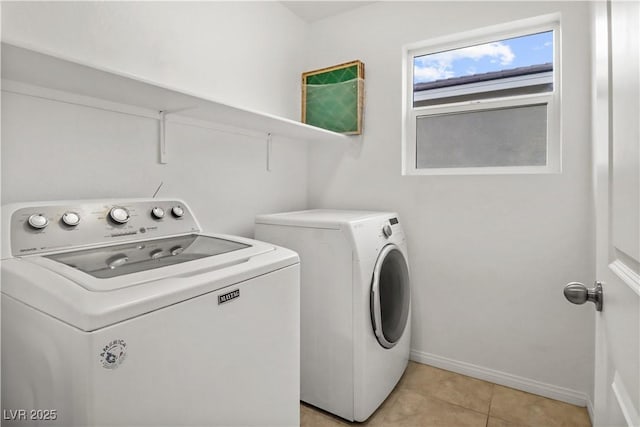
[2,233,299,331]
[24,233,275,292]
[44,234,249,279]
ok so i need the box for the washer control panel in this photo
[10,200,199,256]
[109,207,131,224]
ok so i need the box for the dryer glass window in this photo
[371,247,410,348]
[46,234,250,278]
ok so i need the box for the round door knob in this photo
[382,224,393,238]
[151,207,165,219]
[563,281,603,312]
[28,214,49,229]
[61,211,80,227]
[171,206,184,218]
[564,283,588,304]
[109,207,130,224]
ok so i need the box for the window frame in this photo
[402,14,562,176]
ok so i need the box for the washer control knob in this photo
[61,211,81,227]
[151,207,165,219]
[28,214,49,229]
[171,206,184,218]
[382,224,393,238]
[109,207,130,224]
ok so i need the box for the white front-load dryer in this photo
[255,209,411,422]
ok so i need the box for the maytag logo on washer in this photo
[218,289,240,305]
[99,339,127,369]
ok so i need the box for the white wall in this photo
[305,1,595,403]
[1,1,308,236]
[2,0,597,406]
[1,1,305,119]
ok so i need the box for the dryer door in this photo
[370,244,410,349]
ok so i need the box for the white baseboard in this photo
[410,349,590,407]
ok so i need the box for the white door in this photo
[590,1,639,426]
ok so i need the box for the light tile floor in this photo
[300,361,591,427]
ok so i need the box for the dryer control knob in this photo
[28,214,49,229]
[171,206,184,218]
[109,207,130,224]
[382,224,393,238]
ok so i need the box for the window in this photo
[402,15,561,175]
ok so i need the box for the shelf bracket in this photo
[159,111,168,164]
[266,133,272,172]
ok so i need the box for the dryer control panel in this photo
[8,200,199,256]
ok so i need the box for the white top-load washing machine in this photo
[1,199,300,427]
[255,209,411,422]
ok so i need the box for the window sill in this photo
[402,164,561,176]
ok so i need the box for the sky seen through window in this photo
[414,31,554,84]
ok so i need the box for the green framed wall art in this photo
[301,60,365,135]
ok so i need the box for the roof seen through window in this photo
[413,31,554,86]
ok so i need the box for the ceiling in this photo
[280,1,375,23]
